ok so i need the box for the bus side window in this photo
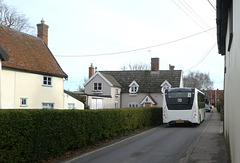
[198,92,205,108]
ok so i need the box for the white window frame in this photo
[115,101,119,108]
[131,86,138,93]
[129,81,139,94]
[42,103,54,109]
[93,83,102,91]
[129,102,139,108]
[43,76,52,86]
[20,98,28,107]
[68,103,75,109]
[115,88,120,97]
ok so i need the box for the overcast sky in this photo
[5,0,223,91]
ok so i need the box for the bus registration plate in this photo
[176,121,184,123]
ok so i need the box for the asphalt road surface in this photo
[64,113,212,163]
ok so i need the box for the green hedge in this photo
[216,101,224,121]
[0,107,162,162]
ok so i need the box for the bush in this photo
[216,92,224,121]
[0,107,162,162]
[0,110,37,162]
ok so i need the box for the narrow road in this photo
[64,113,212,163]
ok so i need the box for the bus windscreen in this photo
[166,92,194,110]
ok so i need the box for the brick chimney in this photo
[151,58,159,71]
[169,64,175,70]
[37,19,49,45]
[89,63,94,78]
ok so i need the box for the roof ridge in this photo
[0,24,40,41]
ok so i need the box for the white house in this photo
[217,0,240,162]
[84,58,184,109]
[64,90,85,109]
[84,69,121,109]
[0,45,9,108]
[0,20,68,109]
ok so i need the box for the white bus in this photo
[163,88,206,125]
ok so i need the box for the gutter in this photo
[216,0,229,55]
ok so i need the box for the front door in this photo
[145,103,152,107]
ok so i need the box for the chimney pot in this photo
[37,19,49,45]
[151,58,159,71]
[169,64,175,70]
[41,18,45,24]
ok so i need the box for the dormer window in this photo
[129,80,139,94]
[160,80,172,93]
[131,86,138,93]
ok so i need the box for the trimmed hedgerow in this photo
[0,107,162,162]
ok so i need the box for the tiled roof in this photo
[100,72,122,88]
[0,25,67,78]
[64,90,85,103]
[100,70,182,93]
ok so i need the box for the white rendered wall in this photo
[1,69,64,109]
[224,0,240,162]
[64,93,84,109]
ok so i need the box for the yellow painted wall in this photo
[1,68,64,109]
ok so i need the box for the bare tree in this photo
[0,0,34,33]
[184,71,214,91]
[78,77,88,92]
[121,63,150,71]
[78,85,85,92]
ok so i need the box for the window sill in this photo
[92,91,103,94]
[115,93,120,97]
[129,93,137,96]
[20,105,28,107]
[42,85,53,87]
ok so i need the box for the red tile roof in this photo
[0,25,67,78]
